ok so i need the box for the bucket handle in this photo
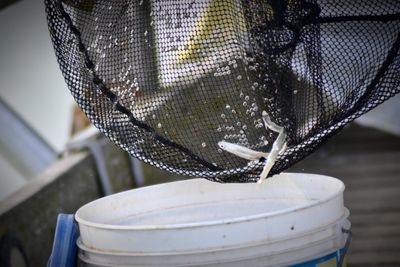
[339,227,352,267]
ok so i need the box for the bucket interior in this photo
[76,173,344,228]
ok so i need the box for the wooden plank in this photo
[345,187,400,202]
[344,189,400,213]
[350,212,400,227]
[343,175,400,190]
[350,236,400,253]
[351,224,400,239]
[292,153,400,176]
[349,251,400,266]
[329,143,400,155]
[346,202,400,214]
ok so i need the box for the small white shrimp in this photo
[218,111,287,183]
[218,141,269,161]
[258,111,287,183]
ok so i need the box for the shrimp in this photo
[218,111,287,183]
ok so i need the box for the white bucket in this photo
[76,173,351,267]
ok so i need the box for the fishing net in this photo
[45,0,400,183]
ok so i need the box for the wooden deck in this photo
[289,124,400,267]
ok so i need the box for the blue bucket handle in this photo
[339,227,352,267]
[47,214,78,267]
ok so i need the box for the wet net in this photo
[45,0,400,182]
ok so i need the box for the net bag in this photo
[45,0,400,182]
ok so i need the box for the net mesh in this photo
[45,0,400,182]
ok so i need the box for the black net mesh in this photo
[45,0,400,182]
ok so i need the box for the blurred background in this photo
[0,1,399,266]
[0,0,74,202]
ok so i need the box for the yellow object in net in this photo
[174,0,247,66]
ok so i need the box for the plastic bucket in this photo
[75,173,351,266]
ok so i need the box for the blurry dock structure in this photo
[289,123,400,267]
[0,129,184,266]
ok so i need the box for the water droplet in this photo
[144,31,148,37]
[217,127,222,132]
[245,96,250,101]
[237,75,242,80]
[152,114,156,119]
[293,90,298,94]
[242,125,247,130]
[218,149,223,153]
[221,114,226,119]
[231,109,237,114]
[225,104,231,109]
[236,121,241,126]
[157,123,162,128]
[201,142,207,148]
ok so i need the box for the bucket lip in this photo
[78,237,344,267]
[75,173,345,231]
[76,210,350,257]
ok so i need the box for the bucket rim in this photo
[77,211,350,257]
[78,234,344,267]
[75,173,345,231]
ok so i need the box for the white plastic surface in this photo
[77,216,350,267]
[76,173,346,255]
